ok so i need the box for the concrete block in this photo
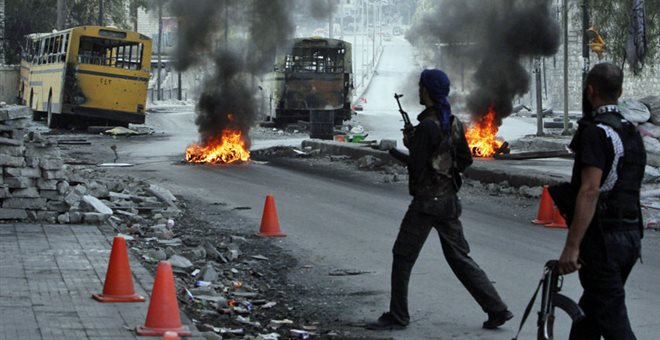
[5,177,33,189]
[35,211,57,223]
[39,158,64,170]
[69,211,82,224]
[0,105,31,121]
[0,145,25,156]
[2,118,29,128]
[4,167,41,178]
[64,185,87,206]
[57,181,69,194]
[57,213,70,224]
[82,195,113,215]
[2,198,47,210]
[24,156,39,167]
[83,212,107,224]
[25,145,61,159]
[0,136,22,146]
[147,184,178,204]
[37,178,58,190]
[42,170,66,180]
[0,186,11,198]
[0,208,28,220]
[39,190,63,201]
[10,187,39,198]
[0,154,25,167]
[47,201,69,213]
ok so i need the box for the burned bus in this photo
[272,38,353,127]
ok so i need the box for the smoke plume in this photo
[407,0,560,125]
[169,0,295,146]
[309,0,338,20]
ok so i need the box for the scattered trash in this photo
[256,333,281,340]
[97,163,134,167]
[191,269,201,277]
[195,280,211,287]
[116,233,135,241]
[268,319,294,329]
[103,126,144,136]
[262,301,277,309]
[290,329,313,339]
[328,269,372,276]
[251,255,269,261]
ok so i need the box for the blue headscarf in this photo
[420,69,452,138]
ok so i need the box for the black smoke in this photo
[309,0,338,20]
[407,0,560,125]
[169,0,295,146]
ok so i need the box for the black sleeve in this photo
[453,120,473,172]
[408,119,440,181]
[576,124,610,171]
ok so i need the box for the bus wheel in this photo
[46,96,57,128]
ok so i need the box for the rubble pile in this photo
[0,105,71,222]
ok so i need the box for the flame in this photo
[186,129,250,164]
[465,107,504,158]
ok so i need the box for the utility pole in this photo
[562,0,570,135]
[535,58,544,136]
[98,0,104,26]
[57,0,66,30]
[581,0,589,85]
[157,0,163,101]
[0,0,5,65]
[329,11,333,39]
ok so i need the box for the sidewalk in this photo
[0,223,200,340]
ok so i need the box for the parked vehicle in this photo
[18,26,152,128]
[272,37,353,126]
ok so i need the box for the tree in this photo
[586,0,659,67]
[4,0,148,64]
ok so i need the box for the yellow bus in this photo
[18,26,152,128]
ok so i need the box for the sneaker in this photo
[483,310,514,329]
[365,312,407,330]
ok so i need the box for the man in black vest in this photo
[558,63,645,339]
[367,69,512,331]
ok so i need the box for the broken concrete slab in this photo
[0,208,28,220]
[10,187,40,198]
[5,177,33,189]
[37,179,58,190]
[81,195,113,215]
[39,158,64,170]
[2,198,47,210]
[0,145,25,156]
[0,136,22,146]
[169,255,194,269]
[147,184,178,203]
[0,154,26,167]
[42,170,66,180]
[4,167,41,178]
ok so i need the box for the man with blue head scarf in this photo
[367,69,513,331]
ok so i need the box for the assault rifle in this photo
[394,93,412,131]
[512,260,585,340]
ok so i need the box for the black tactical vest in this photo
[590,112,646,233]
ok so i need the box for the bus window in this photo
[78,36,144,70]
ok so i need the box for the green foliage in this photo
[586,0,660,66]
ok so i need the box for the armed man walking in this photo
[366,69,512,331]
[556,63,645,340]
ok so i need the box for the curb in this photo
[301,139,571,188]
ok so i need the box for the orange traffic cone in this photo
[545,206,568,228]
[162,331,179,340]
[532,185,554,225]
[257,195,286,237]
[136,261,191,337]
[93,236,145,303]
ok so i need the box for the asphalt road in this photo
[117,38,660,339]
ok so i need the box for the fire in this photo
[186,129,250,164]
[465,107,504,158]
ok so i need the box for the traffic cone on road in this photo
[257,195,286,237]
[93,236,145,303]
[545,206,568,228]
[532,185,554,225]
[136,261,191,337]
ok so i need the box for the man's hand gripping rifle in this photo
[512,260,585,340]
[388,93,412,163]
[394,93,413,132]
